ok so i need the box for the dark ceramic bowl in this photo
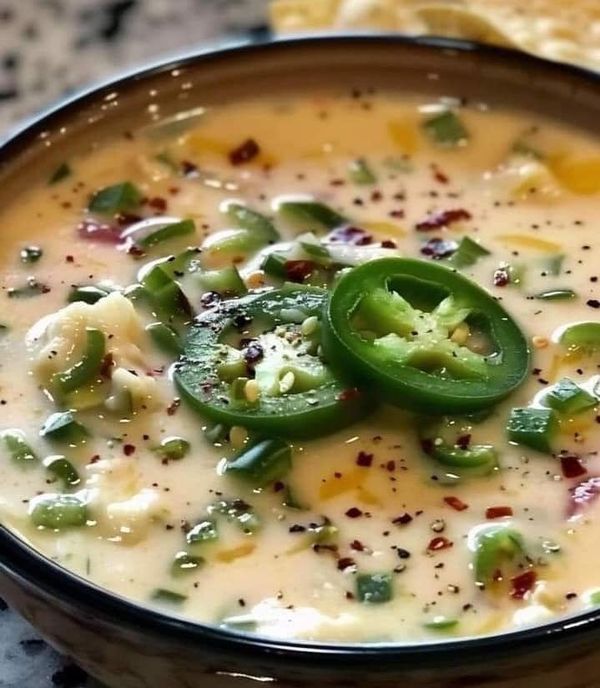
[1,36,600,688]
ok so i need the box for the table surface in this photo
[0,2,267,685]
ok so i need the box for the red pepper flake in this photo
[444,496,469,512]
[420,438,434,455]
[510,570,537,600]
[127,244,146,258]
[415,208,472,232]
[586,299,600,309]
[568,475,600,516]
[356,451,373,467]
[337,557,357,572]
[123,444,136,456]
[328,226,373,246]
[350,539,365,551]
[427,536,453,552]
[147,196,167,213]
[389,209,405,219]
[385,460,396,472]
[77,219,122,244]
[114,212,143,228]
[486,506,513,519]
[345,507,363,519]
[456,434,471,450]
[65,255,74,263]
[560,454,587,479]
[89,454,100,464]
[284,260,315,283]
[431,164,450,184]
[381,239,397,248]
[181,160,199,178]
[338,388,361,402]
[229,138,260,166]
[166,398,181,416]
[392,512,413,526]
[493,266,510,287]
[420,237,457,259]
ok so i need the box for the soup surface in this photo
[1,89,600,643]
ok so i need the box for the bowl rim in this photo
[2,33,600,670]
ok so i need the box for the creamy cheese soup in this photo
[1,91,600,643]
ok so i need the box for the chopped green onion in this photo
[220,615,258,632]
[201,229,263,258]
[544,378,597,415]
[50,328,106,397]
[1,430,37,465]
[152,436,190,461]
[137,219,195,249]
[40,411,88,444]
[197,266,247,296]
[146,322,183,357]
[20,246,43,264]
[186,519,219,546]
[560,322,600,351]
[473,525,524,586]
[225,438,292,487]
[89,182,142,214]
[423,616,459,631]
[29,493,88,529]
[356,572,393,604]
[447,237,490,268]
[225,203,280,243]
[68,285,112,305]
[277,200,347,231]
[300,241,330,262]
[310,523,338,544]
[507,407,557,454]
[423,110,469,146]
[43,455,81,489]
[348,158,377,185]
[534,288,576,301]
[49,162,72,185]
[171,551,204,576]
[208,499,261,534]
[7,277,49,299]
[150,588,187,605]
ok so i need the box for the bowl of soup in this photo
[1,35,600,688]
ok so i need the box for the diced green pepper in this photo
[1,430,37,465]
[225,203,280,243]
[137,219,196,249]
[29,493,88,529]
[50,328,106,398]
[43,455,81,489]
[146,322,183,357]
[348,158,377,185]
[423,110,469,146]
[507,407,558,453]
[560,322,600,351]
[140,265,192,322]
[541,254,564,277]
[545,378,597,415]
[7,278,49,299]
[186,519,218,546]
[171,551,204,576]
[423,616,459,631]
[196,266,247,296]
[356,572,393,604]
[473,525,524,586]
[48,162,72,185]
[20,246,43,264]
[89,182,142,214]
[152,436,190,461]
[447,237,490,269]
[225,438,292,487]
[261,252,288,279]
[151,588,187,605]
[207,499,261,534]
[68,285,112,305]
[277,200,347,232]
[40,411,88,444]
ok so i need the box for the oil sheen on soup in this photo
[1,90,600,643]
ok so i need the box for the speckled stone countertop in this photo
[0,2,267,685]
